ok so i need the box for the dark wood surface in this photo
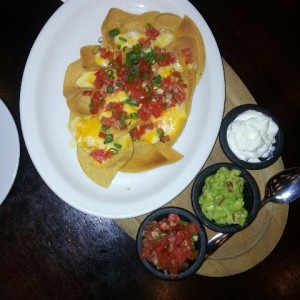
[0,0,299,299]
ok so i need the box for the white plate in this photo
[0,99,20,205]
[20,0,225,219]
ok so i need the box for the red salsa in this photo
[141,213,200,277]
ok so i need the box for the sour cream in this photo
[226,109,279,162]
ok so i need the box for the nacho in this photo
[63,8,205,187]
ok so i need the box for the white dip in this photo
[226,109,279,162]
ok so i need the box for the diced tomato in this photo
[159,221,170,231]
[146,26,160,40]
[126,83,147,101]
[130,125,146,140]
[100,47,113,60]
[139,37,151,48]
[159,133,169,143]
[90,149,112,163]
[138,59,153,78]
[168,213,181,227]
[98,131,106,138]
[89,91,105,114]
[94,70,114,88]
[101,116,117,128]
[137,107,151,122]
[186,222,199,236]
[114,50,123,66]
[162,75,175,86]
[141,213,199,277]
[82,90,92,96]
[181,47,194,64]
[155,48,176,66]
[148,101,164,118]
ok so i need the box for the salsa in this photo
[199,167,248,225]
[140,213,199,277]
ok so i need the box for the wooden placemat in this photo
[114,60,289,277]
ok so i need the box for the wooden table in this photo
[0,0,299,299]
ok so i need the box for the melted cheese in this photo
[157,106,186,139]
[76,71,96,88]
[152,31,174,48]
[70,117,103,148]
[142,129,160,144]
[114,31,146,48]
[106,91,128,103]
[155,61,183,78]
[95,55,110,67]
[70,116,132,152]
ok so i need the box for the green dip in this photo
[199,167,248,226]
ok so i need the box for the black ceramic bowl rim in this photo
[191,163,260,233]
[136,207,207,281]
[219,104,284,170]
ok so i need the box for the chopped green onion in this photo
[106,85,114,94]
[130,112,138,119]
[144,85,151,93]
[120,112,127,122]
[120,119,132,129]
[156,128,165,138]
[127,52,139,65]
[152,75,162,86]
[104,134,113,144]
[92,46,100,54]
[108,28,120,37]
[116,81,124,88]
[101,124,110,132]
[123,98,139,106]
[114,143,122,149]
[145,49,155,64]
[108,148,118,155]
[155,55,164,62]
[119,37,127,42]
[107,70,114,78]
[180,220,188,226]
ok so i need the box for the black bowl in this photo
[191,163,260,233]
[219,104,284,170]
[136,207,207,281]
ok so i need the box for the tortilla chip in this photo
[119,11,160,33]
[120,141,183,173]
[80,45,101,70]
[67,91,91,115]
[77,134,133,187]
[152,13,182,32]
[101,8,137,43]
[63,60,86,99]
[173,16,205,83]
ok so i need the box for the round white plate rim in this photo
[20,0,225,219]
[0,99,20,205]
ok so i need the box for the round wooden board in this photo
[114,60,289,277]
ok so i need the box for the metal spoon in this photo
[205,167,300,258]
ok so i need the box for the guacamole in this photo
[199,167,248,226]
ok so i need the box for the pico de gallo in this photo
[140,213,200,277]
[78,23,194,163]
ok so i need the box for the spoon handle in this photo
[205,199,270,259]
[205,232,234,259]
